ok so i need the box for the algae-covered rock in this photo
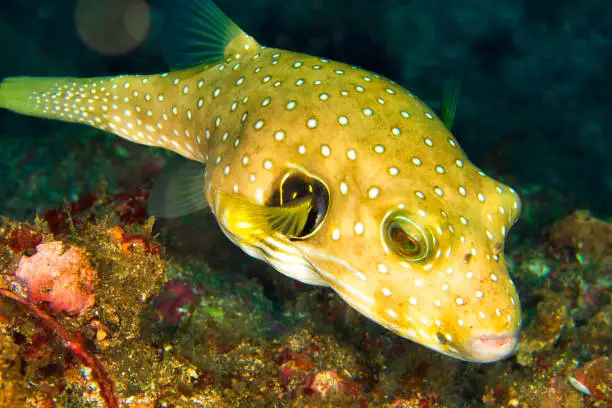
[516,293,574,367]
[547,210,612,266]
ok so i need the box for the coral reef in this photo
[515,292,574,367]
[0,191,610,407]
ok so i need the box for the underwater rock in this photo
[481,358,586,408]
[308,368,346,397]
[516,293,573,367]
[522,252,552,281]
[15,241,96,316]
[579,304,612,356]
[547,210,612,265]
[279,349,315,392]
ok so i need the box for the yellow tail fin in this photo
[0,77,81,120]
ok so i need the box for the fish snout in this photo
[464,331,519,363]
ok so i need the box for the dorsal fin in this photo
[161,0,261,70]
[441,78,461,130]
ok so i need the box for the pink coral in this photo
[152,280,202,324]
[15,241,97,316]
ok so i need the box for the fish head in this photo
[269,74,523,363]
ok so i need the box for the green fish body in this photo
[0,0,522,362]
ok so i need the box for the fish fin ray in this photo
[162,0,261,69]
[441,77,461,130]
[148,159,209,219]
[219,192,312,242]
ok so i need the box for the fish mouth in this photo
[463,331,519,363]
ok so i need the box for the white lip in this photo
[466,332,519,363]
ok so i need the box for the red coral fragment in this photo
[43,208,69,235]
[7,226,42,254]
[16,241,97,316]
[108,226,161,256]
[308,369,343,397]
[152,280,202,324]
[43,194,99,235]
[279,350,314,390]
[113,188,149,225]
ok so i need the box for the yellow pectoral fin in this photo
[219,192,312,242]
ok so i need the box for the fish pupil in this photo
[271,171,329,239]
[390,225,420,256]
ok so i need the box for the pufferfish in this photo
[0,0,523,362]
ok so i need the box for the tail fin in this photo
[0,76,85,121]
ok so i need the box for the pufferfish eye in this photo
[269,170,330,239]
[384,214,430,261]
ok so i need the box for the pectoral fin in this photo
[217,191,328,286]
[147,159,208,219]
[218,192,312,243]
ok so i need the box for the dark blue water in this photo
[1,0,609,225]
